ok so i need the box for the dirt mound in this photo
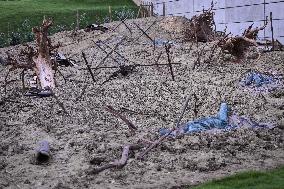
[0,16,284,189]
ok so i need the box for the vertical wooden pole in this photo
[7,22,10,44]
[162,2,166,16]
[109,6,112,22]
[76,9,80,30]
[136,5,142,18]
[151,2,154,16]
[270,12,274,51]
[263,0,266,38]
[148,2,151,17]
[143,2,145,18]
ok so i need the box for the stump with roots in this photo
[5,18,59,94]
[218,22,267,60]
[32,19,57,90]
[184,5,215,42]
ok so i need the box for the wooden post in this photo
[142,2,145,18]
[148,2,150,17]
[7,22,10,44]
[109,6,112,22]
[136,5,142,18]
[76,9,80,30]
[162,2,166,16]
[270,12,274,51]
[151,2,154,16]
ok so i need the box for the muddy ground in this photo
[0,17,284,189]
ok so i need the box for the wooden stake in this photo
[162,2,166,16]
[82,52,96,83]
[109,6,112,22]
[136,5,142,18]
[165,43,175,81]
[76,10,80,30]
[151,2,154,16]
[270,12,275,51]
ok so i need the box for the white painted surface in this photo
[145,0,284,43]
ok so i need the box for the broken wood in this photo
[105,105,138,131]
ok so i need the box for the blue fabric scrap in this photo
[159,103,229,136]
[242,71,274,87]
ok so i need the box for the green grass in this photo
[0,0,138,46]
[191,166,284,189]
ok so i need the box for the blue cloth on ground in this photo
[159,103,229,136]
[154,39,174,47]
[183,102,228,133]
[242,71,274,87]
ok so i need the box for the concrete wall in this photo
[144,0,284,43]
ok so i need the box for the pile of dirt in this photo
[0,16,284,189]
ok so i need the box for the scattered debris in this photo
[54,53,76,67]
[84,24,108,32]
[1,15,283,189]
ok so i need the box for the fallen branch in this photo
[105,105,138,131]
[89,143,145,174]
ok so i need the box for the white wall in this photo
[146,0,284,43]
